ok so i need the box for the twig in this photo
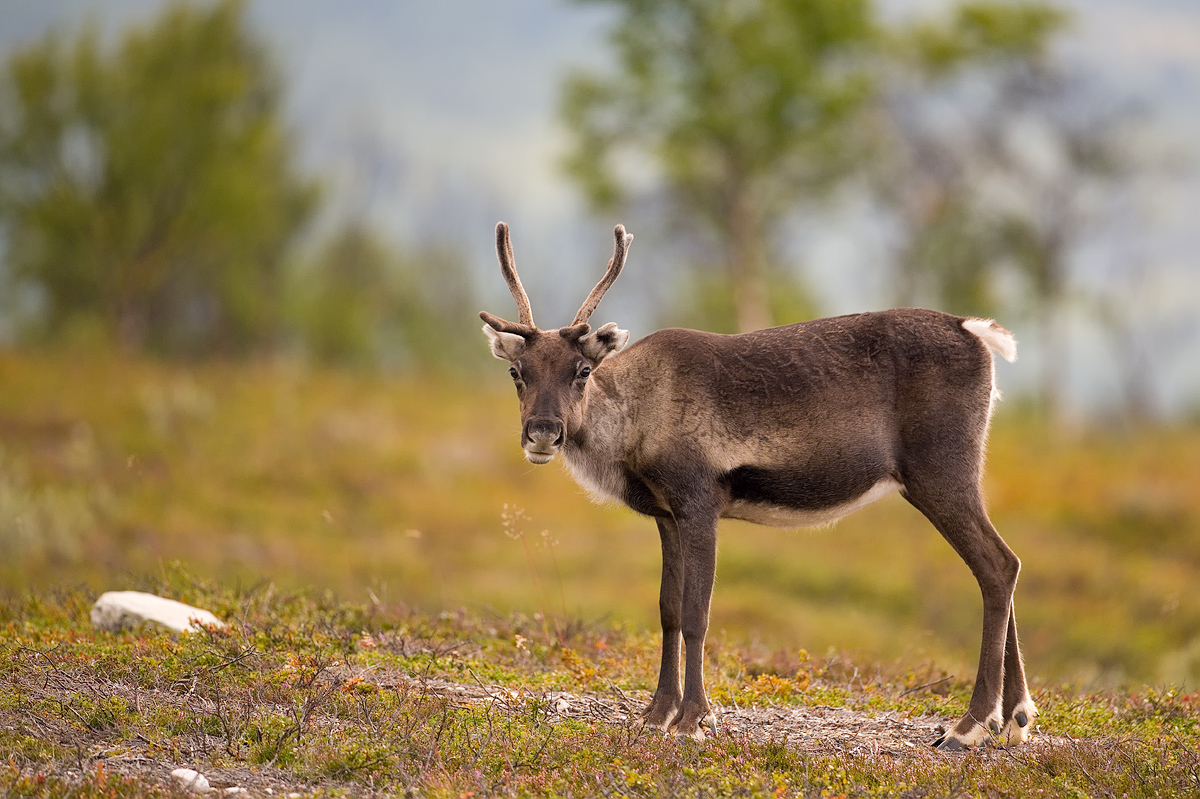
[942,760,970,799]
[900,676,953,697]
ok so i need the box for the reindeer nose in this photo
[522,417,565,453]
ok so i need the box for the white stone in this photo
[170,768,211,793]
[222,789,246,796]
[91,591,224,634]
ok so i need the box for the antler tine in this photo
[573,224,633,325]
[496,222,535,328]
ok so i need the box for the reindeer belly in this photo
[721,461,900,529]
[725,478,900,528]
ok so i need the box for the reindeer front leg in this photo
[640,517,684,730]
[668,505,719,740]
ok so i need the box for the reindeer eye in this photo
[509,366,520,381]
[578,365,591,380]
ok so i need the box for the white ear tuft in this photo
[482,324,527,361]
[580,322,629,363]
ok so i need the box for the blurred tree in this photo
[876,3,1142,420]
[0,0,316,355]
[872,1,1069,319]
[666,269,817,335]
[561,0,876,332]
[903,0,1066,75]
[289,225,481,372]
[992,78,1141,422]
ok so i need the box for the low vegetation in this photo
[1,350,1199,794]
[3,570,1199,797]
[2,351,1199,686]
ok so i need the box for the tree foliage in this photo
[561,0,1096,342]
[289,225,481,372]
[876,2,1145,418]
[562,0,877,332]
[873,1,1071,319]
[0,0,316,355]
[903,0,1067,74]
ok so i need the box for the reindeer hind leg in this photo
[902,477,1021,750]
[1001,602,1038,744]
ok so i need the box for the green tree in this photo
[991,79,1139,421]
[289,225,481,372]
[872,2,1070,319]
[561,0,876,332]
[876,3,1143,420]
[0,0,316,355]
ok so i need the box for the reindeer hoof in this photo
[638,695,680,732]
[933,735,967,751]
[1000,698,1038,745]
[669,723,706,742]
[667,708,715,741]
[934,714,997,751]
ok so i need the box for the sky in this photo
[2,0,1199,415]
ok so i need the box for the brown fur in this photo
[481,223,1035,749]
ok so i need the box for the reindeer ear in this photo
[482,324,527,361]
[579,322,629,363]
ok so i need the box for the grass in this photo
[2,572,1199,797]
[2,349,1200,793]
[2,350,1200,687]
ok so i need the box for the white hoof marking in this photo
[1002,697,1039,745]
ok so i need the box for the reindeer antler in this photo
[495,222,535,328]
[573,224,633,325]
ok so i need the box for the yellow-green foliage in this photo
[1,351,1199,688]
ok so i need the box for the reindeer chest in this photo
[561,446,671,518]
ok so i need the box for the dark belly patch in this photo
[723,460,889,512]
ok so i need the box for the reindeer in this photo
[480,222,1036,750]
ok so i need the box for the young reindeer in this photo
[480,222,1037,750]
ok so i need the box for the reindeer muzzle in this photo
[522,417,565,464]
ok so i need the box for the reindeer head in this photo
[480,223,632,464]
